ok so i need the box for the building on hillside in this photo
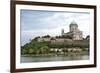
[37,21,83,42]
[62,21,83,40]
[37,37,51,42]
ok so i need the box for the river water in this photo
[21,55,89,63]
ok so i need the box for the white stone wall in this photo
[37,37,51,42]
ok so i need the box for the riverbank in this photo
[21,51,89,57]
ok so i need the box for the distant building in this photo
[37,37,51,42]
[62,21,83,40]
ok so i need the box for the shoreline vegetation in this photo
[21,51,89,57]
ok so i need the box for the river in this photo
[21,55,89,63]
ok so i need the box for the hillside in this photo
[21,38,89,55]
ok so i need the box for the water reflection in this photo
[21,55,89,63]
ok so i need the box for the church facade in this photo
[61,21,83,40]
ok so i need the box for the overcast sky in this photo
[20,9,90,46]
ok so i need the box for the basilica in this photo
[61,21,83,40]
[37,21,83,42]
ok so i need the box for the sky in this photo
[20,9,90,46]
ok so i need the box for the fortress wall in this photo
[50,39,89,47]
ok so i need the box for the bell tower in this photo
[61,29,64,36]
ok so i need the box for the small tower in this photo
[61,29,64,36]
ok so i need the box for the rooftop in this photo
[70,20,78,27]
